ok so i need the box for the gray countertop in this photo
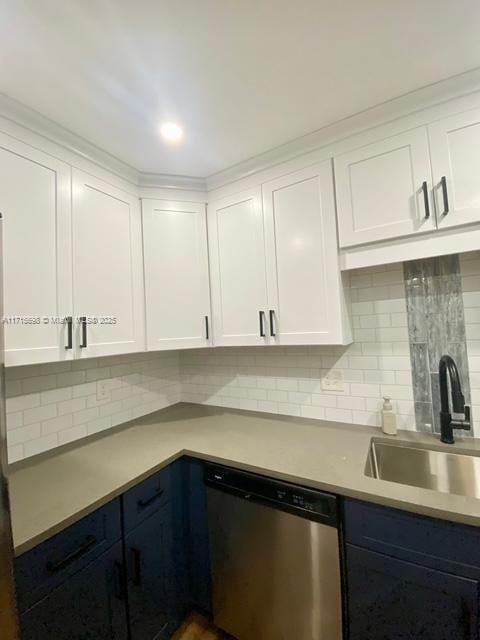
[8,402,480,556]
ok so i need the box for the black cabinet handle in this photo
[131,548,142,586]
[113,561,126,600]
[137,488,164,510]
[65,316,73,350]
[259,311,266,338]
[205,315,209,340]
[421,181,430,219]
[441,176,450,215]
[46,535,97,574]
[269,310,276,337]
[80,316,87,348]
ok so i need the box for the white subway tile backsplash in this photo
[350,383,381,398]
[8,423,41,446]
[58,397,87,416]
[6,351,181,462]
[58,424,88,446]
[41,387,72,405]
[42,414,73,436]
[181,269,415,432]
[6,393,40,414]
[24,404,57,426]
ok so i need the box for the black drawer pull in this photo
[205,315,209,340]
[46,535,97,573]
[113,560,126,600]
[131,548,142,586]
[137,488,164,509]
[421,181,430,219]
[80,316,87,348]
[65,316,73,350]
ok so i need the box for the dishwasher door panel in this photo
[207,487,342,640]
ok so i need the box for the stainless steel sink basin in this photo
[365,439,480,499]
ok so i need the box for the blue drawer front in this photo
[122,465,173,533]
[343,498,480,578]
[15,498,122,612]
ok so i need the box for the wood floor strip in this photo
[172,611,229,640]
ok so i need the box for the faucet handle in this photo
[451,405,471,431]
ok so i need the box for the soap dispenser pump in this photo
[381,396,397,435]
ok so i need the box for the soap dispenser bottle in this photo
[381,396,397,435]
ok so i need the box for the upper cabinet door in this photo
[142,199,211,350]
[0,135,73,366]
[263,162,351,345]
[72,169,145,358]
[335,128,435,247]
[429,108,480,230]
[208,188,269,346]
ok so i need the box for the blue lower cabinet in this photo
[125,505,179,640]
[18,542,128,640]
[346,544,480,640]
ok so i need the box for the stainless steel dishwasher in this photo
[205,465,343,640]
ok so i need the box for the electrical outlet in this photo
[321,369,345,392]
[96,380,111,402]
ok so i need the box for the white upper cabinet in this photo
[335,128,435,247]
[71,169,145,358]
[429,108,480,230]
[208,188,269,346]
[0,134,73,366]
[263,162,351,345]
[142,199,211,350]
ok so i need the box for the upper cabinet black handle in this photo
[80,316,87,348]
[137,488,164,510]
[269,310,276,337]
[205,315,209,340]
[421,181,430,219]
[65,316,73,350]
[46,535,97,574]
[441,176,449,215]
[259,311,266,338]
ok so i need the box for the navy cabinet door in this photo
[346,544,480,640]
[19,542,127,640]
[125,507,178,640]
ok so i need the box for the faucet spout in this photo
[439,355,471,444]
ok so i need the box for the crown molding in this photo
[0,93,140,185]
[206,67,480,192]
[3,67,480,197]
[0,93,206,194]
[138,172,207,192]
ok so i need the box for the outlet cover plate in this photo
[96,380,111,402]
[321,369,345,392]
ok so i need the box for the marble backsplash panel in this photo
[404,254,471,433]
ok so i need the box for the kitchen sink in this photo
[365,439,480,499]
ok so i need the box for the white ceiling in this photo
[1,0,480,178]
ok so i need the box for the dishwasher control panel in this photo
[205,464,338,526]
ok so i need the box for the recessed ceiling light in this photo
[159,121,183,143]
